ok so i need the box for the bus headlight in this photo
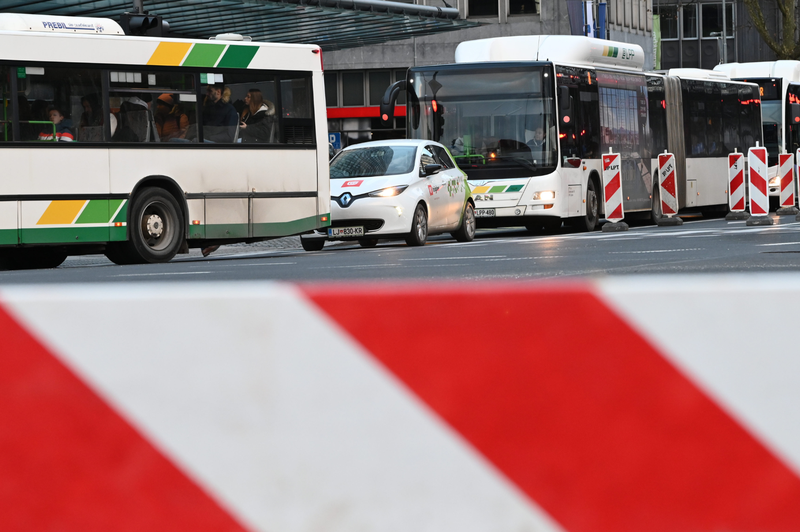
[769,176,780,187]
[532,190,555,201]
[369,185,408,198]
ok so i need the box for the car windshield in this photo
[330,146,417,178]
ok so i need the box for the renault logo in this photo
[339,193,353,208]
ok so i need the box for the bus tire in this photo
[651,182,662,224]
[405,204,428,246]
[7,248,67,270]
[576,178,599,232]
[451,202,476,242]
[104,242,139,265]
[128,187,184,263]
[358,238,378,248]
[301,237,325,251]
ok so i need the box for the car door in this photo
[431,145,466,227]
[421,146,448,229]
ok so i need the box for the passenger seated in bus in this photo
[38,107,74,142]
[79,94,104,142]
[113,96,151,142]
[202,83,238,143]
[155,93,189,141]
[239,88,276,143]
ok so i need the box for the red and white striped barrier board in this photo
[728,152,745,212]
[657,152,678,216]
[749,146,769,215]
[602,151,624,222]
[3,280,800,532]
[779,153,795,209]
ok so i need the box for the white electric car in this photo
[301,139,475,250]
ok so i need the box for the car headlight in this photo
[369,185,408,198]
[769,176,780,187]
[532,190,555,201]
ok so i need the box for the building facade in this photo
[323,0,654,147]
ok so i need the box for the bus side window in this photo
[1,67,12,142]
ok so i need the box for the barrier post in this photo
[726,150,749,220]
[747,144,773,226]
[776,153,798,215]
[656,150,682,226]
[601,148,629,232]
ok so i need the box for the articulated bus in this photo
[715,61,800,207]
[380,36,762,232]
[0,13,329,268]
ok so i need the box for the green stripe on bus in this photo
[506,185,524,192]
[252,214,320,237]
[0,229,18,245]
[110,226,127,242]
[217,45,259,69]
[20,226,109,244]
[182,43,227,67]
[75,200,110,224]
[489,185,506,193]
[112,200,128,224]
[205,223,249,239]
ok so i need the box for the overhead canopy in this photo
[0,0,478,50]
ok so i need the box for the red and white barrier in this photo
[3,280,800,532]
[728,152,746,212]
[657,152,678,216]
[602,150,624,222]
[779,153,795,210]
[748,146,769,216]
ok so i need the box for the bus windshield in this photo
[408,65,556,179]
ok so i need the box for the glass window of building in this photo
[657,5,678,39]
[702,4,723,38]
[325,72,338,107]
[341,72,364,107]
[469,0,498,17]
[726,3,734,37]
[368,71,391,106]
[683,4,698,39]
[509,0,536,15]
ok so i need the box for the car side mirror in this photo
[422,163,442,177]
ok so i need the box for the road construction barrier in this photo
[657,152,678,216]
[601,150,627,231]
[779,153,796,212]
[748,146,770,218]
[728,151,746,212]
[2,280,800,532]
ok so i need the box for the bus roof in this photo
[0,13,124,35]
[714,60,800,82]
[666,68,731,81]
[0,14,322,72]
[454,35,645,72]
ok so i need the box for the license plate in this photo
[475,209,496,218]
[328,226,364,238]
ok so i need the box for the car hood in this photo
[330,175,414,196]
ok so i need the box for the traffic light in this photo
[120,13,170,36]
[432,99,445,141]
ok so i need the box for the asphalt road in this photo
[2,213,800,284]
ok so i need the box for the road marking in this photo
[399,256,506,261]
[223,262,298,267]
[112,271,212,277]
[609,248,703,254]
[758,242,800,247]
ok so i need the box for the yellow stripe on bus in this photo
[471,186,491,193]
[37,200,87,225]
[148,42,193,66]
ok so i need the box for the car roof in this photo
[341,139,442,151]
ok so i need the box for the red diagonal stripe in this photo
[305,285,800,532]
[752,202,767,214]
[608,204,623,220]
[782,194,795,207]
[733,197,745,210]
[603,155,617,171]
[661,170,676,197]
[731,170,743,192]
[661,200,676,215]
[751,148,767,165]
[0,306,249,532]
[751,169,767,196]
[604,174,621,201]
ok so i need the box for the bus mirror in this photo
[558,86,570,110]
[380,80,406,127]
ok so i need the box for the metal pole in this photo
[133,0,144,14]
[721,0,727,63]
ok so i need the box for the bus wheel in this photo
[7,248,67,270]
[576,179,599,232]
[358,238,378,248]
[451,202,476,242]
[104,243,139,265]
[651,181,662,224]
[128,187,184,263]
[406,204,428,246]
[301,237,325,251]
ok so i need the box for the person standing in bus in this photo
[38,107,74,142]
[202,83,238,143]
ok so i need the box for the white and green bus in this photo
[0,13,329,268]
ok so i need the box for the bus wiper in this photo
[501,156,537,171]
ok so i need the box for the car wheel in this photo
[358,238,378,248]
[405,204,428,246]
[301,237,325,251]
[451,202,476,242]
[125,188,184,263]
